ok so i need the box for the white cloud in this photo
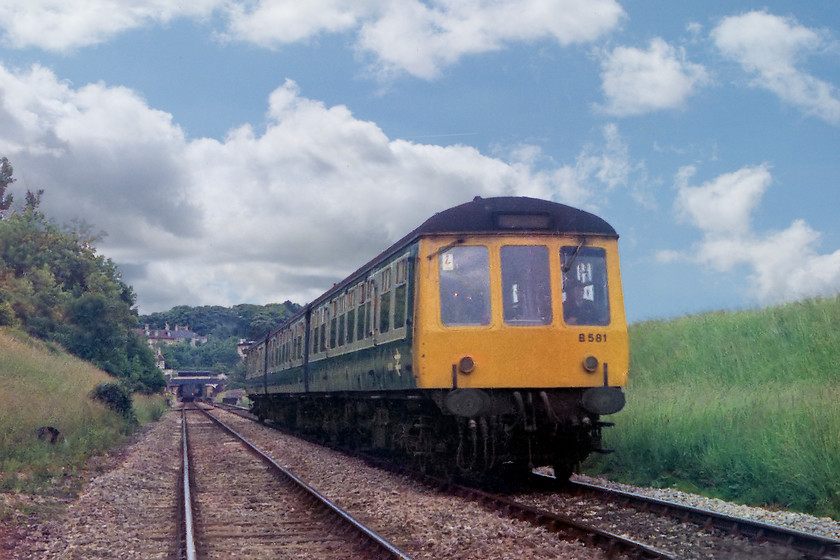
[0,1,623,79]
[0,64,629,312]
[356,0,625,79]
[500,123,641,209]
[711,10,840,125]
[0,0,218,51]
[0,64,198,245]
[222,0,362,46]
[670,164,840,303]
[674,164,771,235]
[582,123,630,190]
[747,221,840,302]
[598,38,710,116]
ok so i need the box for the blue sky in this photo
[0,1,838,323]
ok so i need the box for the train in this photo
[244,196,628,479]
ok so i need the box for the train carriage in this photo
[245,196,628,479]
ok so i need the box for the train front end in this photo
[412,201,629,477]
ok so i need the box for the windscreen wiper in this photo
[562,238,586,273]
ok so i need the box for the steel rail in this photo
[210,402,674,559]
[213,402,840,558]
[567,479,840,560]
[196,406,415,560]
[180,408,197,560]
[443,480,675,559]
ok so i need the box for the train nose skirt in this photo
[444,388,491,417]
[582,386,625,415]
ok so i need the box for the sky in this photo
[0,0,838,323]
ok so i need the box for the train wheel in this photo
[495,458,531,479]
[411,430,433,473]
[398,417,435,473]
[455,419,478,473]
[552,461,574,482]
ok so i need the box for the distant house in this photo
[136,323,208,349]
[236,339,255,360]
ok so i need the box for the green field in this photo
[0,328,166,498]
[584,295,840,520]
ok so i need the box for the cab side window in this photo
[561,246,610,326]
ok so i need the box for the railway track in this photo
[562,478,840,560]
[178,406,414,560]
[212,401,840,559]
[208,404,670,558]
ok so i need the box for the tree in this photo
[24,188,43,211]
[158,335,243,374]
[141,301,300,340]
[0,157,14,215]
[0,156,164,393]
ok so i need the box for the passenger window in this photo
[330,317,337,347]
[380,292,391,333]
[394,284,407,329]
[501,245,552,325]
[319,323,326,352]
[439,246,490,326]
[347,309,356,343]
[364,301,372,337]
[358,303,367,339]
[338,314,346,346]
[561,246,610,326]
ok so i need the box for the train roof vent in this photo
[494,212,552,230]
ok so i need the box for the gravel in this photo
[572,473,840,541]
[5,413,181,560]
[3,407,838,560]
[213,410,605,560]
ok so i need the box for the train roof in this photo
[249,197,617,345]
[410,196,617,238]
[319,196,616,304]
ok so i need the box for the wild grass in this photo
[134,393,170,424]
[0,328,158,495]
[584,295,840,520]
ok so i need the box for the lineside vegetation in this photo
[0,156,164,395]
[0,155,168,509]
[585,295,840,520]
[0,328,167,498]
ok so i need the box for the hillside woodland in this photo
[0,157,163,393]
[140,302,300,382]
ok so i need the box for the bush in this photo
[90,382,135,420]
[0,301,15,326]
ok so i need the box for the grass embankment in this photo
[584,295,840,520]
[0,328,168,497]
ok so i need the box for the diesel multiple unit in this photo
[245,196,628,478]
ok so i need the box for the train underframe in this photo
[250,387,616,480]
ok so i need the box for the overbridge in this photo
[167,370,226,401]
